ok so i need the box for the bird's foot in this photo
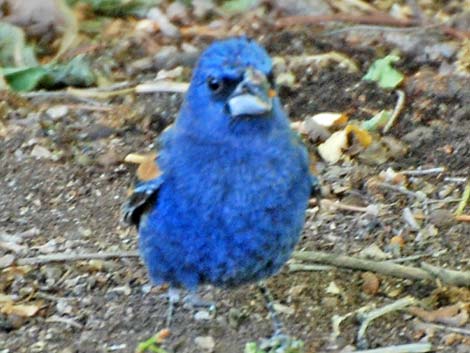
[257,334,304,353]
[183,293,216,311]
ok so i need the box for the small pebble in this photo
[194,310,211,321]
[46,106,69,120]
[31,145,53,160]
[0,254,15,268]
[195,336,215,352]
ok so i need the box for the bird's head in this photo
[178,37,286,138]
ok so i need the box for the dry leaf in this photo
[345,125,373,147]
[1,302,41,317]
[409,303,468,326]
[390,235,405,248]
[318,129,348,163]
[124,152,160,181]
[0,293,13,303]
[361,272,380,295]
[309,112,348,128]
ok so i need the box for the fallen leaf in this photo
[409,303,468,326]
[362,110,392,132]
[69,0,160,16]
[1,302,41,317]
[317,129,348,163]
[0,294,14,303]
[345,125,373,147]
[363,54,404,89]
[361,272,380,295]
[390,235,405,248]
[309,112,348,128]
[124,152,160,181]
[1,54,96,92]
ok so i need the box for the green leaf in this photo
[66,0,160,16]
[1,67,47,92]
[362,110,392,132]
[136,335,169,353]
[244,342,265,353]
[42,54,96,88]
[363,55,404,89]
[1,55,96,92]
[222,0,258,14]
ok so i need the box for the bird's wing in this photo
[122,154,163,228]
[291,131,321,198]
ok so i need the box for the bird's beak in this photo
[227,67,275,118]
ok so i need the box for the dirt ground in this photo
[1,5,470,353]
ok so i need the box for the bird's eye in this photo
[207,76,223,93]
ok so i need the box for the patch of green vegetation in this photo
[66,0,160,16]
[363,54,404,89]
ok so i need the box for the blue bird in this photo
[124,37,317,335]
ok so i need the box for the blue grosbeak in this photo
[124,37,317,332]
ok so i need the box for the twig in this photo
[416,322,470,336]
[378,182,425,200]
[293,251,470,286]
[288,263,333,272]
[455,182,470,216]
[383,89,405,133]
[351,343,432,353]
[385,253,430,264]
[357,296,417,347]
[421,262,470,287]
[63,103,113,112]
[276,13,419,28]
[283,52,359,73]
[320,24,434,37]
[403,207,420,230]
[135,81,189,94]
[16,251,139,266]
[46,315,83,329]
[20,91,104,105]
[455,214,470,222]
[67,87,136,99]
[444,177,467,184]
[293,251,433,281]
[331,304,376,341]
[400,167,445,176]
[321,199,370,213]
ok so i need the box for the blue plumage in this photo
[125,37,314,291]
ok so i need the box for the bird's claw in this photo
[183,293,216,313]
[259,334,304,353]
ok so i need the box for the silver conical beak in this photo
[227,67,275,118]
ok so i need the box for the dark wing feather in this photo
[122,175,163,229]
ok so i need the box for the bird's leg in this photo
[166,287,181,328]
[257,282,284,336]
[183,292,216,313]
[257,283,305,352]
